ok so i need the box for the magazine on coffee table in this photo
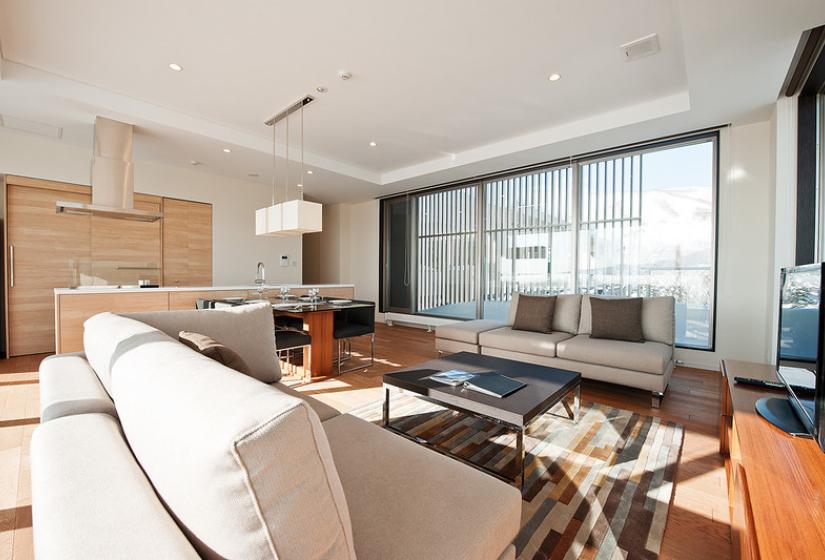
[428,370,526,398]
[427,369,477,387]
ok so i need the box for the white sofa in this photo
[32,303,521,560]
[436,294,675,407]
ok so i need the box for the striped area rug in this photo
[349,395,683,560]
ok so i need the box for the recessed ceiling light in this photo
[316,86,328,93]
[297,183,303,187]
[247,172,260,178]
[306,170,313,175]
[189,160,201,166]
[222,148,231,153]
[548,73,561,82]
[369,141,377,147]
[168,63,183,72]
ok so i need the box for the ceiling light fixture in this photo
[222,148,232,153]
[306,170,313,175]
[168,63,183,72]
[369,141,377,147]
[256,96,322,236]
[338,70,352,81]
[316,86,328,93]
[548,73,561,82]
[189,160,201,166]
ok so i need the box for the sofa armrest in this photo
[39,353,117,422]
[435,319,505,344]
[31,414,200,559]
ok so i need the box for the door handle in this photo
[9,245,14,288]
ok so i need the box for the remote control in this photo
[734,376,785,389]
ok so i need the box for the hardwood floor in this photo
[0,324,730,560]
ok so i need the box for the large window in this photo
[382,133,718,350]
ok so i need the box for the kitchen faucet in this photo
[255,262,266,296]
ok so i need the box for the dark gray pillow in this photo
[178,331,252,375]
[512,295,556,333]
[589,297,644,342]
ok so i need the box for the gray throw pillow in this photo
[512,295,556,333]
[178,331,252,375]
[589,297,644,342]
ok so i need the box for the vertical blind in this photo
[384,134,717,349]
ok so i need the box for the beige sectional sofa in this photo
[436,294,675,406]
[33,303,521,560]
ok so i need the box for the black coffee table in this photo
[382,351,581,489]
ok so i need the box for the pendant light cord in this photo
[300,103,305,201]
[272,123,278,206]
[284,107,290,203]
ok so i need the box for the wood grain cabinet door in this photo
[7,185,91,356]
[91,196,162,286]
[162,198,212,287]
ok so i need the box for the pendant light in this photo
[255,96,322,236]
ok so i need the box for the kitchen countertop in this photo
[54,284,355,295]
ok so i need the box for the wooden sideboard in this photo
[3,175,213,356]
[719,359,825,559]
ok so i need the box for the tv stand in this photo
[720,360,825,559]
[754,396,812,438]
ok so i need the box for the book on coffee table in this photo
[463,372,526,398]
[428,369,477,386]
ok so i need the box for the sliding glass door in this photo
[577,140,716,349]
[482,167,573,321]
[381,132,718,349]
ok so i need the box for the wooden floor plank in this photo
[0,323,731,560]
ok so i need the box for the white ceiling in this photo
[0,0,824,202]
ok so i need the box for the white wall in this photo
[313,199,380,310]
[0,127,302,285]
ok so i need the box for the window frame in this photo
[379,130,720,351]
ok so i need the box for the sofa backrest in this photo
[83,312,357,560]
[121,302,281,383]
[577,295,675,345]
[507,293,582,334]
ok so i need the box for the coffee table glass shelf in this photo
[382,352,581,489]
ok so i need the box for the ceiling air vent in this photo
[620,33,660,61]
[0,114,63,138]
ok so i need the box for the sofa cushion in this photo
[578,295,675,345]
[39,353,117,422]
[589,297,644,342]
[121,302,281,383]
[556,334,672,375]
[507,293,581,334]
[324,413,521,560]
[642,296,676,345]
[512,294,556,333]
[435,319,504,344]
[273,381,341,422]
[179,330,251,375]
[31,413,200,559]
[96,313,356,560]
[479,326,573,357]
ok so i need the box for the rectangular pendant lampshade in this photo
[255,204,284,236]
[279,200,323,234]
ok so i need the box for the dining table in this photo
[211,296,375,378]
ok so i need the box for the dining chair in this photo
[333,302,376,374]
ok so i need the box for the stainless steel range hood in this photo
[56,116,163,222]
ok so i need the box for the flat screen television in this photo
[773,263,825,451]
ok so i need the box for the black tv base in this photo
[755,397,813,438]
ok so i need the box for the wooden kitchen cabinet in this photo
[91,194,163,286]
[6,182,91,356]
[4,176,214,356]
[162,198,213,287]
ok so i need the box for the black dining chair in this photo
[333,302,376,374]
[274,312,312,379]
